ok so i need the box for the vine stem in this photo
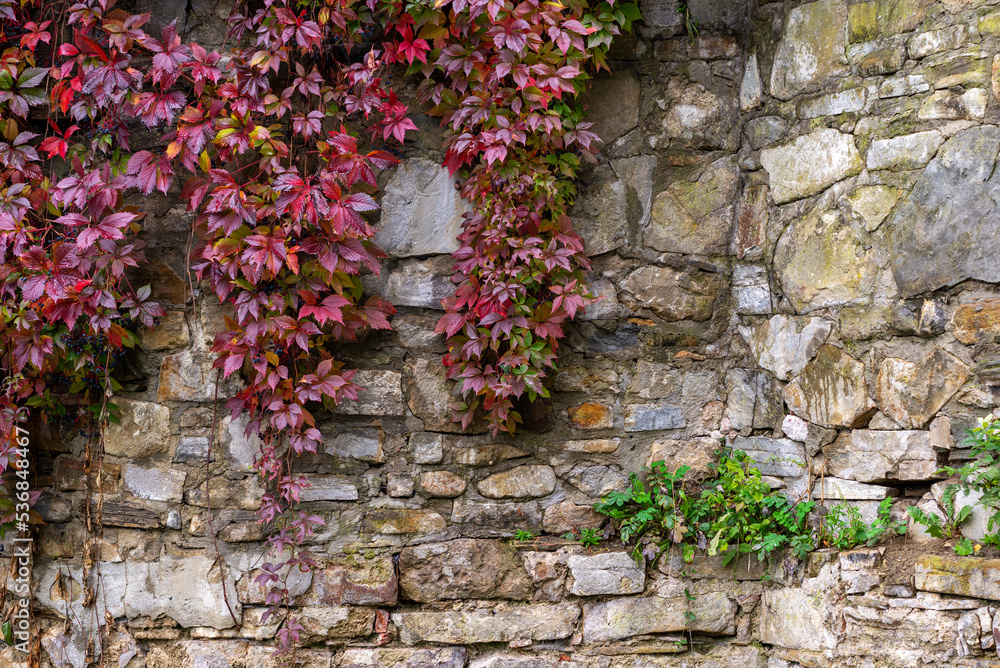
[205,370,241,629]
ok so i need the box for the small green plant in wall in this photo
[821,498,905,551]
[594,448,816,566]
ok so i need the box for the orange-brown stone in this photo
[567,402,613,429]
[952,300,1000,345]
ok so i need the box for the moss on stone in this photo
[848,3,880,43]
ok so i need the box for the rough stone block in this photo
[915,555,1000,600]
[299,555,398,606]
[333,370,405,416]
[567,552,645,596]
[583,593,736,641]
[361,508,446,534]
[338,648,467,668]
[478,466,556,499]
[104,399,172,458]
[399,539,531,602]
[123,464,186,503]
[299,475,359,502]
[392,605,579,645]
[624,403,685,432]
[324,427,385,463]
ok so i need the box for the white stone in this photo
[123,464,186,503]
[299,474,359,502]
[375,158,469,257]
[867,131,943,171]
[908,25,968,60]
[363,258,453,309]
[813,477,891,500]
[739,314,833,381]
[798,88,866,119]
[568,552,646,596]
[760,129,863,204]
[769,0,848,100]
[740,52,762,110]
[781,415,810,442]
[733,264,773,315]
[879,75,931,99]
[409,432,444,464]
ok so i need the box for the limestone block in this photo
[846,185,902,231]
[770,0,847,99]
[451,500,543,532]
[392,605,579,644]
[542,500,605,534]
[418,470,467,498]
[645,157,738,256]
[363,257,453,309]
[740,315,832,381]
[583,592,736,641]
[398,539,531,602]
[334,370,405,416]
[621,266,721,321]
[952,300,1000,345]
[867,130,943,171]
[405,357,464,432]
[104,399,172,458]
[409,432,444,464]
[783,345,874,428]
[773,208,876,313]
[478,466,556,499]
[725,369,783,431]
[374,158,468,257]
[760,129,862,204]
[876,349,970,428]
[731,436,807,477]
[813,477,891,500]
[826,419,953,482]
[732,264,774,315]
[624,403,685,432]
[324,427,385,463]
[360,508,446,534]
[889,126,1000,296]
[645,438,719,475]
[123,464,186,503]
[798,88,866,119]
[567,552,645,596]
[915,555,1000,600]
[299,474,358,502]
[337,648,467,668]
[907,25,968,60]
[140,310,190,351]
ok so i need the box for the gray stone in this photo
[158,351,238,402]
[543,500,606,534]
[583,72,640,145]
[409,432,444,464]
[573,165,629,256]
[583,592,737,642]
[908,25,968,59]
[826,420,953,482]
[299,475,358,502]
[769,0,848,100]
[760,129,863,204]
[568,552,645,596]
[867,130,943,171]
[451,441,531,466]
[418,470,467,498]
[725,369,783,431]
[104,399,172,458]
[813,477,891,500]
[392,605,579,645]
[166,510,181,529]
[406,356,465,433]
[478,466,556,499]
[338,648,467,668]
[294,554,396,607]
[375,158,469,257]
[451,500,543,532]
[740,315,833,381]
[731,436,808,477]
[918,89,987,121]
[876,350,971,429]
[732,264,773,315]
[82,556,240,629]
[399,539,532,602]
[174,436,210,463]
[915,555,1000,600]
[773,208,876,312]
[744,116,788,151]
[364,257,453,309]
[324,427,385,463]
[889,126,1000,296]
[567,464,630,498]
[123,465,186,503]
[740,52,762,111]
[879,74,931,98]
[579,278,622,321]
[624,403,686,432]
[361,508,447,534]
[645,157,739,256]
[846,185,903,231]
[622,266,721,321]
[639,0,682,33]
[334,370,405,416]
[387,473,414,498]
[222,413,263,473]
[798,88,866,119]
[784,345,874,429]
[760,573,840,651]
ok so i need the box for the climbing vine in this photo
[0,0,640,655]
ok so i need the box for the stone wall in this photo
[24,0,1000,666]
